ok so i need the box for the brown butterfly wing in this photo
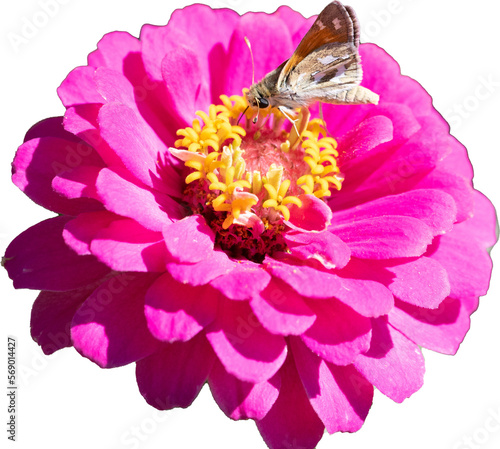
[277,1,359,87]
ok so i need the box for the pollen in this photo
[170,91,344,261]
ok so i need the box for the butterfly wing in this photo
[277,1,359,87]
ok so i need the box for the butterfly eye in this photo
[257,97,269,108]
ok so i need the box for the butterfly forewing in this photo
[278,1,358,86]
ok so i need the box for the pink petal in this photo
[144,273,218,342]
[88,31,141,71]
[291,338,373,433]
[265,257,342,299]
[97,102,181,195]
[465,190,498,249]
[210,260,271,300]
[136,333,215,410]
[24,116,80,142]
[334,273,394,318]
[256,355,324,449]
[385,257,450,308]
[286,194,333,232]
[12,137,104,215]
[415,168,474,224]
[52,166,101,201]
[163,215,215,264]
[301,298,372,365]
[224,13,293,96]
[57,66,104,107]
[4,216,110,291]
[332,189,457,237]
[389,297,470,355]
[63,211,118,255]
[429,225,494,301]
[284,230,351,270]
[71,273,160,368]
[354,317,425,403]
[90,219,166,272]
[161,47,210,124]
[31,285,98,355]
[63,105,125,168]
[250,278,316,335]
[331,216,434,259]
[166,249,236,286]
[337,115,394,166]
[96,167,184,231]
[209,359,280,420]
[206,299,287,383]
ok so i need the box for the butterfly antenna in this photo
[244,36,255,86]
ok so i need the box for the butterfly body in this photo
[246,1,379,113]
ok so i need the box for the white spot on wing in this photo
[316,20,326,30]
[317,55,337,65]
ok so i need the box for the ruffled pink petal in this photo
[4,216,110,291]
[385,257,450,308]
[144,273,218,342]
[334,118,453,210]
[206,299,287,383]
[52,166,101,201]
[63,211,118,255]
[57,66,104,108]
[63,105,125,169]
[96,167,184,231]
[250,278,316,335]
[12,137,104,215]
[333,274,394,318]
[465,191,498,249]
[286,194,333,232]
[265,257,344,298]
[414,168,473,224]
[331,216,434,259]
[163,215,215,264]
[389,297,470,355]
[94,66,178,147]
[166,249,236,286]
[24,116,81,142]
[71,273,160,368]
[360,44,435,119]
[256,355,324,449]
[429,225,494,303]
[354,317,425,403]
[209,359,280,421]
[300,298,371,365]
[97,102,181,195]
[31,285,97,355]
[90,218,166,272]
[223,12,293,96]
[336,115,394,166]
[332,189,457,237]
[88,31,141,71]
[141,5,239,104]
[291,338,373,433]
[210,260,271,300]
[275,5,314,45]
[136,333,215,410]
[284,230,351,270]
[161,47,210,124]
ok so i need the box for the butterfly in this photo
[245,1,379,115]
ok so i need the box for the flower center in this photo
[170,91,344,262]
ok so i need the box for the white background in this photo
[1,1,499,448]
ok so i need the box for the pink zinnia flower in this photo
[3,4,497,449]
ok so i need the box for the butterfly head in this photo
[246,85,271,110]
